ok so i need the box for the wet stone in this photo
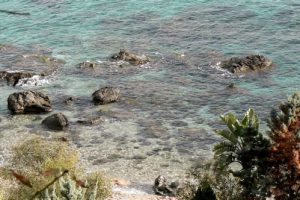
[171,120,188,127]
[132,155,147,160]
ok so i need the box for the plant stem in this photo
[29,170,69,200]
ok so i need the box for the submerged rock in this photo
[7,91,52,114]
[63,96,78,105]
[42,113,69,131]
[220,55,273,73]
[153,175,181,197]
[0,45,64,77]
[78,61,99,69]
[111,49,150,65]
[77,116,104,125]
[92,87,120,105]
[0,71,35,86]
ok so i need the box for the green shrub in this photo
[0,136,111,200]
[182,93,300,200]
[267,93,300,199]
[177,162,243,200]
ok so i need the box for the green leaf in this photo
[216,129,238,144]
[221,113,239,133]
[241,114,249,127]
[213,141,235,156]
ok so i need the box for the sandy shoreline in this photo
[109,184,177,200]
[109,193,176,200]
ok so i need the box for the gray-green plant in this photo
[0,136,111,200]
[37,174,100,200]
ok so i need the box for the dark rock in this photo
[153,175,179,196]
[42,113,69,131]
[7,91,52,114]
[77,116,104,125]
[111,49,150,65]
[220,55,273,73]
[0,71,35,86]
[92,87,120,105]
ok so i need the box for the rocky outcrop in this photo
[153,175,182,197]
[220,55,273,73]
[7,91,52,114]
[111,49,150,65]
[42,113,69,131]
[0,71,35,86]
[92,87,120,105]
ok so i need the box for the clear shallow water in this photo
[0,0,299,184]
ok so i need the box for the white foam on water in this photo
[16,75,52,87]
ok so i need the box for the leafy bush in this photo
[267,93,300,199]
[177,161,244,200]
[180,93,300,200]
[0,136,111,200]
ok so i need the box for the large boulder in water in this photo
[7,91,52,114]
[111,49,150,65]
[92,87,120,105]
[0,71,35,86]
[219,55,273,74]
[42,113,69,131]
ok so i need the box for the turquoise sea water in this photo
[0,0,299,184]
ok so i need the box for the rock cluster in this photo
[220,54,273,73]
[111,49,150,65]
